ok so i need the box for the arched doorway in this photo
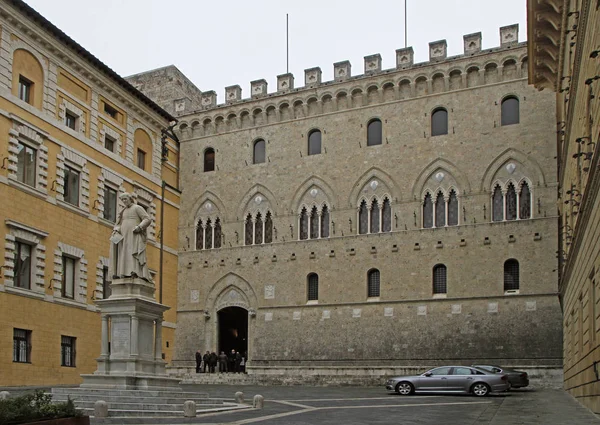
[218,306,248,356]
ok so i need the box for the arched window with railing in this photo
[307,273,319,301]
[504,259,520,292]
[367,269,380,298]
[433,264,447,295]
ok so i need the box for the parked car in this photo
[385,366,509,397]
[471,364,529,388]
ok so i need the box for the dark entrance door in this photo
[218,306,248,356]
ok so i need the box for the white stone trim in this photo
[95,256,110,300]
[99,124,123,155]
[58,97,86,135]
[57,147,90,211]
[97,169,125,221]
[3,221,47,293]
[53,242,87,304]
[7,123,48,193]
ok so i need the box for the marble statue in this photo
[109,193,151,281]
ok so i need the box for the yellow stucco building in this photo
[0,0,180,386]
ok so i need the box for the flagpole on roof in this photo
[405,0,408,47]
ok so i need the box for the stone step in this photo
[51,388,209,398]
[78,402,226,413]
[90,406,250,424]
[83,403,246,418]
[51,395,218,405]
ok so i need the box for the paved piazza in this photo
[177,384,599,425]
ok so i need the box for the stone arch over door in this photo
[204,273,258,359]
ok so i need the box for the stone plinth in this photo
[81,277,180,389]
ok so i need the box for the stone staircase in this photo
[50,386,249,424]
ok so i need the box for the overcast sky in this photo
[25,0,526,101]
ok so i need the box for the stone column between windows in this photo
[200,224,205,250]
[308,213,312,239]
[262,218,265,244]
[131,315,139,356]
[100,315,109,357]
[378,204,383,233]
[211,222,215,249]
[516,188,521,220]
[318,210,322,238]
[502,188,507,221]
[155,318,163,361]
[251,217,256,245]
[444,195,449,227]
[367,206,371,234]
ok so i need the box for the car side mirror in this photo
[424,372,432,377]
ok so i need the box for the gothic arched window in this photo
[310,206,319,239]
[423,193,434,228]
[195,219,203,250]
[519,182,531,219]
[501,96,519,126]
[435,192,446,227]
[505,183,517,221]
[382,198,391,232]
[370,199,380,233]
[308,130,321,155]
[504,259,519,291]
[321,205,330,238]
[253,139,265,164]
[433,264,447,295]
[448,190,458,226]
[359,200,368,234]
[367,269,380,297]
[204,218,213,249]
[244,214,253,245]
[367,119,382,146]
[264,212,273,243]
[254,213,263,244]
[492,185,503,222]
[431,108,448,136]
[214,218,222,248]
[204,148,215,172]
[307,273,319,301]
[299,207,308,240]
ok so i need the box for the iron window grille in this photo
[13,328,31,363]
[368,269,380,297]
[433,264,447,294]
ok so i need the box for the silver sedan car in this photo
[385,366,510,397]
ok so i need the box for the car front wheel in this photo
[471,382,490,397]
[395,381,414,395]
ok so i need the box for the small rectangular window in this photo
[13,328,31,363]
[16,142,36,187]
[18,76,32,104]
[137,149,146,170]
[65,111,77,130]
[104,103,118,119]
[63,166,80,206]
[62,255,76,299]
[14,241,32,290]
[103,186,118,222]
[104,135,115,152]
[61,335,76,367]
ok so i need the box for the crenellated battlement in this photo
[185,24,521,114]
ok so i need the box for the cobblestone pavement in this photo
[177,384,599,425]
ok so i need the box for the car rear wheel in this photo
[395,381,414,395]
[471,382,490,397]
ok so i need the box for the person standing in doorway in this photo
[209,351,218,373]
[218,351,228,373]
[228,349,236,373]
[195,350,202,373]
[202,351,210,373]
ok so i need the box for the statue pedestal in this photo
[81,277,180,389]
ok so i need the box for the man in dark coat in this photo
[228,349,236,373]
[218,351,228,373]
[195,350,202,373]
[235,351,242,373]
[209,351,218,373]
[202,351,210,373]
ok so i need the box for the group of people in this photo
[195,349,246,373]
